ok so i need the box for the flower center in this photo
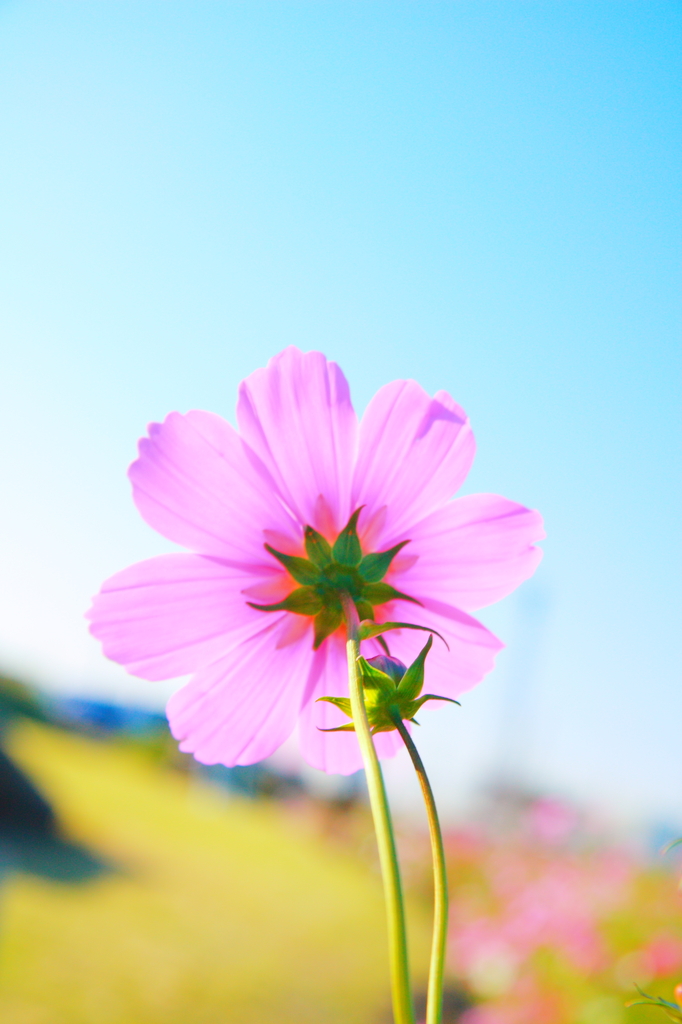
[248,509,418,648]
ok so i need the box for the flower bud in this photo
[365,655,406,685]
[318,634,459,735]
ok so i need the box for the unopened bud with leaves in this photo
[318,634,459,734]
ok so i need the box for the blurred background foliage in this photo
[0,676,432,1023]
[0,676,679,1023]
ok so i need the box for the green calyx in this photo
[318,635,460,734]
[248,509,418,648]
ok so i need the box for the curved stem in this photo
[341,594,415,1024]
[390,708,448,1024]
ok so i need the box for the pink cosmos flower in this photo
[87,347,544,774]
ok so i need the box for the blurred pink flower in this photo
[452,849,632,981]
[643,934,682,977]
[460,991,562,1024]
[449,844,634,1024]
[526,798,579,846]
[460,1010,508,1024]
[87,347,543,773]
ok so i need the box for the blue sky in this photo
[0,2,680,824]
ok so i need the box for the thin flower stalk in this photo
[321,617,455,1024]
[390,708,448,1024]
[342,593,415,1024]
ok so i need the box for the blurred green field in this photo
[2,719,680,1024]
[0,722,430,1024]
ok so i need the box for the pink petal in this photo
[87,554,278,680]
[400,494,545,611]
[237,347,358,533]
[297,635,403,775]
[129,410,298,562]
[167,626,312,766]
[352,380,475,542]
[372,598,503,702]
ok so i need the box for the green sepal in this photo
[362,582,421,607]
[396,635,432,701]
[331,508,363,566]
[313,603,343,649]
[316,695,353,718]
[317,724,356,733]
[407,693,461,716]
[372,692,460,733]
[369,702,406,734]
[357,620,448,649]
[354,599,375,622]
[304,526,333,568]
[248,586,324,616]
[357,657,397,697]
[358,541,410,583]
[264,544,321,585]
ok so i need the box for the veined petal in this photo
[371,598,503,702]
[167,625,312,766]
[237,347,358,533]
[297,636,403,775]
[129,410,297,563]
[401,494,545,611]
[87,554,278,681]
[352,379,475,540]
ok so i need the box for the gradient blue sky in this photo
[1,2,680,824]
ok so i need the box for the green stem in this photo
[341,594,415,1024]
[389,708,448,1024]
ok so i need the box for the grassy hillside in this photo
[0,722,429,1024]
